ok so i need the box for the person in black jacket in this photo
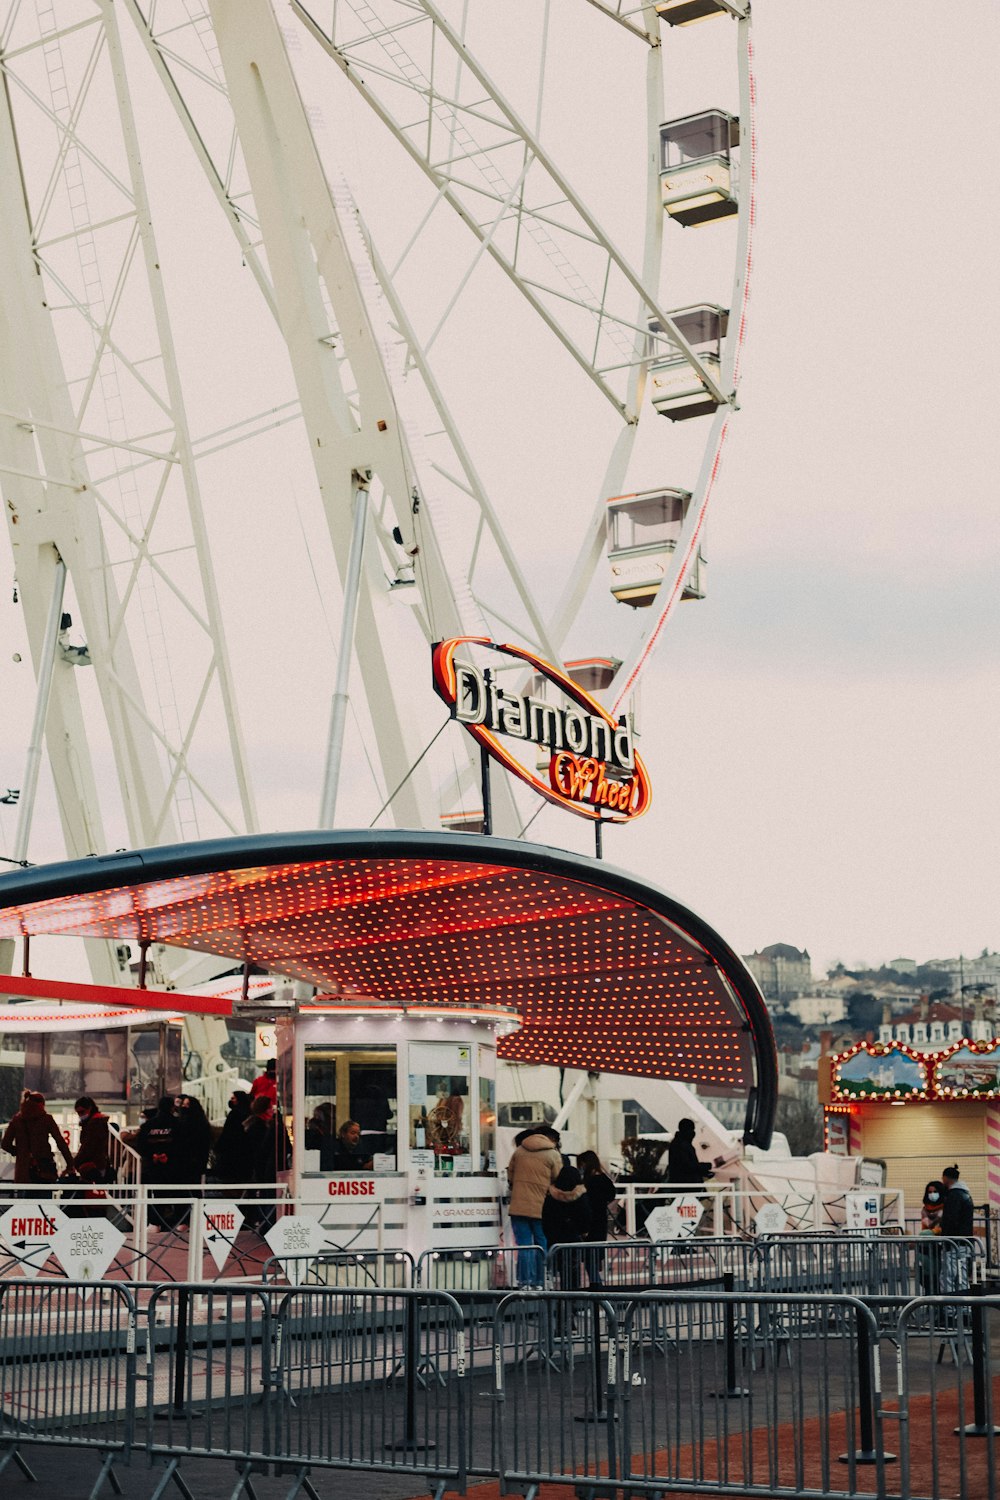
[666,1118,714,1186]
[940,1164,975,1237]
[577,1150,617,1286]
[135,1096,180,1228]
[938,1163,975,1293]
[212,1091,254,1184]
[543,1165,591,1290]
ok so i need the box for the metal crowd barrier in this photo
[418,1244,533,1291]
[272,1286,467,1498]
[548,1235,762,1293]
[1,1275,998,1498]
[262,1249,414,1288]
[0,1279,137,1497]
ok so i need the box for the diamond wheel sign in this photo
[51,1216,126,1284]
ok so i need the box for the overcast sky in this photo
[0,0,997,979]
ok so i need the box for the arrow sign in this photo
[202,1201,243,1273]
[50,1217,125,1287]
[645,1194,704,1243]
[0,1202,67,1279]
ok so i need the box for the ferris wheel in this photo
[0,0,755,977]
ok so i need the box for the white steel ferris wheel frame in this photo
[0,0,755,979]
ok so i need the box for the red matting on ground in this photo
[422,1380,998,1499]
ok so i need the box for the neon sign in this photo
[432,637,651,823]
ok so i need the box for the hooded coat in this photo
[1,1095,74,1183]
[507,1132,562,1218]
[940,1179,975,1237]
[542,1166,592,1247]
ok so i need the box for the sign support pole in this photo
[480,742,492,836]
[594,819,603,860]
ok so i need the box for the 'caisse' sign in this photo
[432,637,651,823]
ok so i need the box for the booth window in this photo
[303,1045,398,1169]
[409,1041,471,1170]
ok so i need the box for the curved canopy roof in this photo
[0,831,777,1146]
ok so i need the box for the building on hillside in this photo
[744,944,812,1003]
[788,994,846,1027]
[889,958,917,975]
[879,996,995,1049]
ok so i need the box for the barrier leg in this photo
[87,1452,123,1500]
[712,1277,748,1399]
[839,1308,895,1466]
[228,1464,259,1500]
[955,1284,1000,1436]
[0,1443,36,1482]
[282,1465,321,1500]
[148,1458,195,1500]
[385,1296,435,1453]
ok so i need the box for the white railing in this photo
[182,1066,243,1124]
[107,1123,141,1189]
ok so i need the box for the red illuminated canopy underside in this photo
[0,840,766,1093]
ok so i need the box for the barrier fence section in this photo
[892,1292,1000,1500]
[1,1274,999,1498]
[272,1286,467,1497]
[0,1279,136,1495]
[262,1249,415,1288]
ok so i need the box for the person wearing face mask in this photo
[71,1096,111,1184]
[917,1179,946,1293]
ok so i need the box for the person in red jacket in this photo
[1,1091,74,1184]
[72,1096,110,1183]
[249,1059,277,1105]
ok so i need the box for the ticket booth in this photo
[279,1004,516,1260]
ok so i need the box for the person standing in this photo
[250,1059,278,1106]
[72,1097,110,1183]
[1,1091,74,1184]
[666,1118,715,1186]
[506,1130,561,1286]
[135,1096,180,1228]
[542,1164,592,1290]
[577,1150,618,1286]
[917,1179,946,1294]
[212,1091,254,1183]
[244,1096,291,1232]
[939,1163,975,1293]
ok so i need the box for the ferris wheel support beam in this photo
[99,0,259,839]
[0,68,164,900]
[207,0,523,835]
[12,558,66,866]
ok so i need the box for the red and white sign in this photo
[0,1202,66,1279]
[202,1201,242,1273]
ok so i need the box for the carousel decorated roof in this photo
[0,831,777,1145]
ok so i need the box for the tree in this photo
[774,1093,822,1156]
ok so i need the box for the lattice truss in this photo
[0,0,256,846]
[0,0,752,860]
[293,0,724,421]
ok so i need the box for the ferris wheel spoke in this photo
[293,0,726,418]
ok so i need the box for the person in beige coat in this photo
[506,1130,562,1285]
